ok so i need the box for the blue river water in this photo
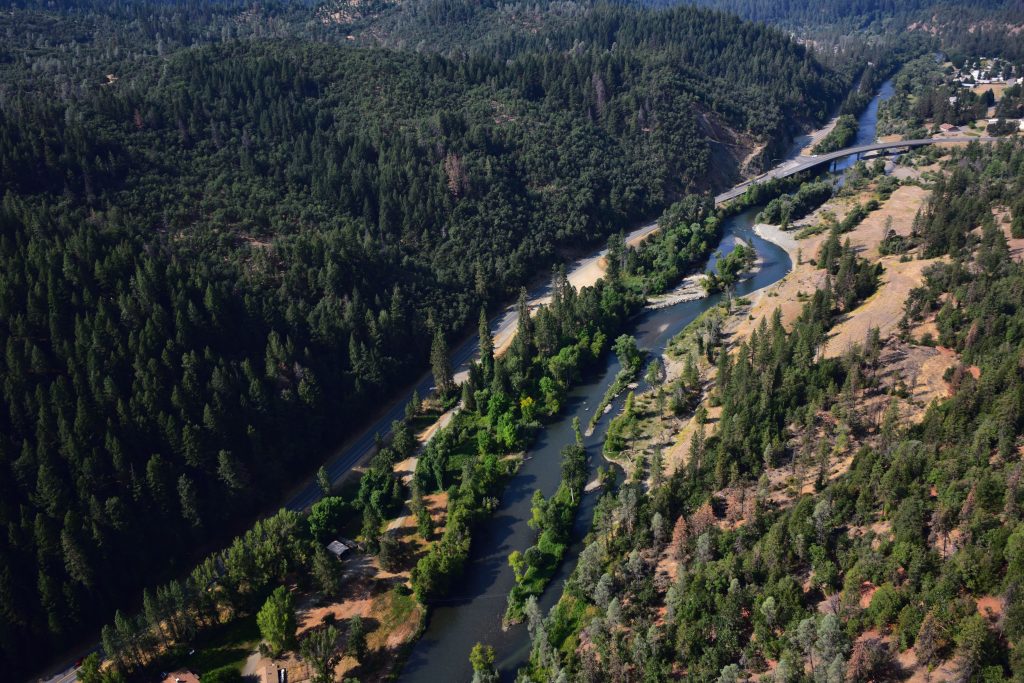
[400,80,895,682]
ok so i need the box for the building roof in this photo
[326,540,350,558]
[162,671,200,683]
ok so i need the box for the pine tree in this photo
[431,327,455,398]
[406,389,422,419]
[513,287,533,370]
[915,611,941,668]
[218,450,248,492]
[315,466,331,497]
[346,614,368,662]
[479,306,494,382]
[177,474,203,528]
[308,548,341,603]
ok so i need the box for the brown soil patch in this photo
[662,407,719,477]
[977,595,1004,623]
[726,185,921,346]
[726,261,827,344]
[891,166,919,181]
[297,585,374,636]
[381,605,420,650]
[845,185,928,260]
[823,256,941,359]
[916,346,958,400]
[1001,221,1024,263]
[855,342,956,426]
[389,491,448,540]
[759,436,854,509]
[930,526,963,560]
[902,659,958,683]
[893,161,942,182]
[243,236,273,249]
[654,546,680,589]
[816,592,841,615]
[909,312,941,342]
[247,575,422,683]
[787,184,932,358]
[424,492,448,531]
[859,583,878,609]
[393,456,418,487]
[971,83,1008,100]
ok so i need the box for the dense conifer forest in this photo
[676,0,1024,63]
[676,0,1018,34]
[0,0,850,673]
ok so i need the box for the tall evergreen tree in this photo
[431,327,455,398]
[479,307,494,382]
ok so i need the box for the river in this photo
[399,211,790,682]
[833,77,896,174]
[398,79,897,682]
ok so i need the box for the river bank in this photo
[753,222,801,259]
[398,79,901,681]
[400,205,792,682]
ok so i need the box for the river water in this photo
[399,80,895,682]
[833,77,896,174]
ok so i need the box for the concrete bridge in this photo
[715,136,994,205]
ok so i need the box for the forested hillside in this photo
[674,0,1024,60]
[672,0,1014,31]
[518,140,1024,682]
[0,0,846,672]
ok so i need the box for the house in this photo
[326,540,350,559]
[1019,120,1024,132]
[161,671,200,683]
[939,123,959,133]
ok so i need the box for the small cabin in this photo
[326,540,350,560]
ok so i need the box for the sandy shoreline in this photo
[753,222,800,260]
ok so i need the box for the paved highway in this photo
[714,136,993,204]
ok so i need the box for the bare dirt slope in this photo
[823,255,941,358]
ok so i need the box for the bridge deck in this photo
[715,136,992,205]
